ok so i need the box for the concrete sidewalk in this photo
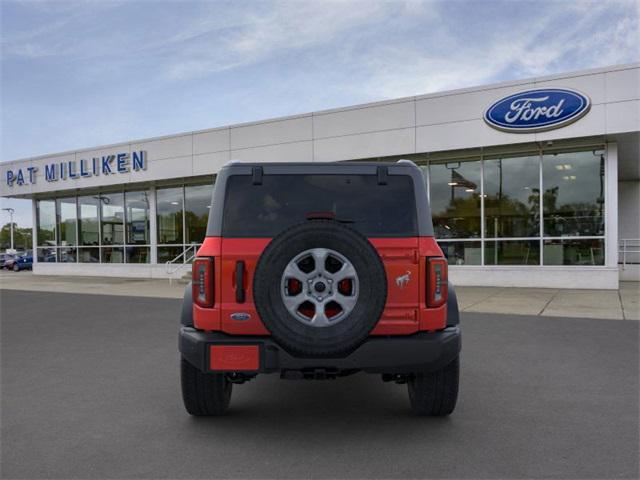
[1,270,638,320]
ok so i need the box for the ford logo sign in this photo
[484,88,591,133]
[230,312,251,321]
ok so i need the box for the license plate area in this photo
[209,345,260,371]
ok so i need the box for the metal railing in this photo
[619,238,640,269]
[166,243,198,282]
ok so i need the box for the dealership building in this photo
[1,63,638,289]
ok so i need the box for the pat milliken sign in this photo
[484,88,591,133]
[5,151,147,187]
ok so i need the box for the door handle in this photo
[235,261,245,303]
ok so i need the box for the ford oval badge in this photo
[230,312,251,321]
[484,88,590,133]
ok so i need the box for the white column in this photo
[31,199,37,265]
[605,142,618,271]
[149,186,158,264]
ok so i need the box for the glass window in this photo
[157,187,184,244]
[222,174,417,237]
[438,241,482,265]
[78,196,100,246]
[56,197,77,246]
[429,160,481,239]
[101,246,124,263]
[542,150,605,237]
[36,200,56,246]
[126,246,150,264]
[544,238,604,265]
[36,246,56,262]
[484,155,540,238]
[58,246,77,263]
[158,246,184,264]
[485,240,540,265]
[78,247,99,263]
[125,191,150,245]
[185,184,212,244]
[101,193,124,245]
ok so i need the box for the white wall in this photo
[34,262,190,279]
[450,266,620,289]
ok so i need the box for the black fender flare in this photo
[181,282,194,327]
[446,281,459,326]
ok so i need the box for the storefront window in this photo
[484,155,540,238]
[78,196,100,246]
[185,184,212,244]
[101,246,124,263]
[429,160,481,239]
[438,241,481,265]
[157,187,183,245]
[78,247,99,263]
[158,246,184,264]
[58,246,77,263]
[100,193,124,246]
[36,247,57,263]
[543,238,604,265]
[36,200,56,246]
[56,197,77,246]
[126,246,150,263]
[485,240,540,265]
[125,191,150,245]
[542,150,605,237]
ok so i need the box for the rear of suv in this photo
[179,161,461,416]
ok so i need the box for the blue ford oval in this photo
[484,88,591,132]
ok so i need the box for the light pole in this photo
[2,207,15,251]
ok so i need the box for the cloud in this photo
[349,0,640,99]
[163,1,405,80]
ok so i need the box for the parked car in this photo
[2,253,17,270]
[12,252,33,271]
[179,160,461,417]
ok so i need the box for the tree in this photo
[0,223,32,251]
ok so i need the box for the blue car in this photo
[13,252,33,271]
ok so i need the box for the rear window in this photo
[222,174,417,237]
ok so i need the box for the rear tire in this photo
[13,264,19,272]
[408,357,459,416]
[181,357,232,416]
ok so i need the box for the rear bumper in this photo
[179,326,461,375]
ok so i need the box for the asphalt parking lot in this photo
[1,289,638,479]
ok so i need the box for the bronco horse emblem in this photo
[395,270,411,289]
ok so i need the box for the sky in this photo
[1,0,639,228]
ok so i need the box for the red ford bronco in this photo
[180,160,461,416]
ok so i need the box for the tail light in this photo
[192,257,214,308]
[426,257,448,308]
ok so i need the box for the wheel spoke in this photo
[311,248,329,273]
[283,262,309,282]
[282,295,305,317]
[311,302,331,327]
[332,262,357,282]
[334,292,358,312]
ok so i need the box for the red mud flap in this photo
[209,345,260,372]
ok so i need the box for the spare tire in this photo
[253,220,387,357]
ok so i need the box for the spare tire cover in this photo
[253,220,387,357]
